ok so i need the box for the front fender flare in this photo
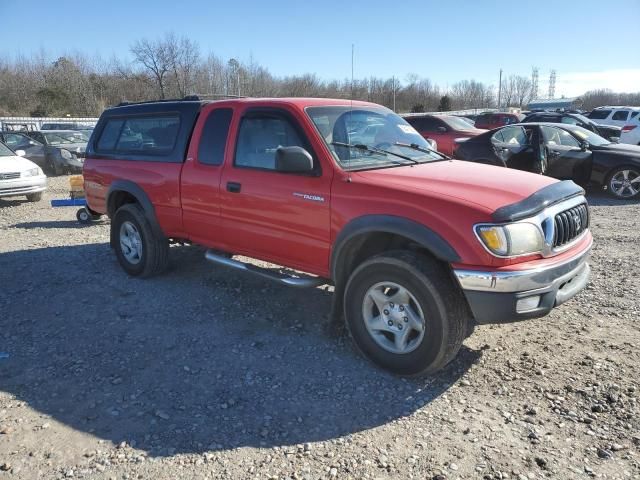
[330,215,460,282]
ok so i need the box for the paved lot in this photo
[0,176,638,479]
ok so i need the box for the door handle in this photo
[226,182,241,193]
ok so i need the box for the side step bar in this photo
[204,250,326,289]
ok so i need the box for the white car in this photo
[620,114,640,146]
[587,106,640,128]
[0,143,47,202]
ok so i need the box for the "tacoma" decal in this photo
[293,192,325,203]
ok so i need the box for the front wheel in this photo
[112,203,169,277]
[606,166,640,199]
[344,251,471,376]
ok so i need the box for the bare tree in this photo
[513,75,533,108]
[165,33,200,97]
[1,34,637,117]
[130,37,173,99]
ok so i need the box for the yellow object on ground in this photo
[69,175,85,198]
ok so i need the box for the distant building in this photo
[527,97,583,111]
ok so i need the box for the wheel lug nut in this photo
[403,316,408,322]
[399,305,404,311]
[383,309,390,315]
[387,320,393,326]
[398,324,403,330]
[389,302,394,308]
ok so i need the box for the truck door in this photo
[181,107,234,245]
[219,107,332,275]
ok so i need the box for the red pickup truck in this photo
[84,97,592,376]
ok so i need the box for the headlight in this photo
[476,223,544,256]
[60,149,72,159]
[22,167,41,177]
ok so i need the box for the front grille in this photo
[0,172,20,180]
[553,203,589,248]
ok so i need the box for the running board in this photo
[204,250,326,288]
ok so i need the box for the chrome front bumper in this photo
[453,240,592,324]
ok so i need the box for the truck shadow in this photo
[0,243,480,457]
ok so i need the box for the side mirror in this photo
[275,146,314,173]
[15,149,26,157]
[436,126,447,133]
[580,141,589,151]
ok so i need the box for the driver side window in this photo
[235,115,305,170]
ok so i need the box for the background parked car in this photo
[0,141,46,202]
[522,111,621,142]
[620,114,640,145]
[473,112,524,130]
[26,130,89,175]
[586,106,640,128]
[0,131,47,169]
[454,123,640,199]
[403,114,486,156]
[454,116,476,126]
[40,122,95,131]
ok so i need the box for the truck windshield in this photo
[306,106,444,171]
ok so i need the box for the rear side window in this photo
[198,108,232,166]
[96,115,180,154]
[97,119,124,151]
[631,111,639,118]
[588,110,611,120]
[612,110,629,121]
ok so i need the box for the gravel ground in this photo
[0,175,638,480]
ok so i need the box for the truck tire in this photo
[112,203,169,277]
[344,250,470,376]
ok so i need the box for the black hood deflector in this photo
[492,180,585,223]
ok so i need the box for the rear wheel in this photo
[112,203,169,277]
[26,192,42,202]
[344,251,471,376]
[606,166,640,199]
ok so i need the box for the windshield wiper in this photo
[331,142,418,165]
[394,142,450,160]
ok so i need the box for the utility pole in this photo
[351,44,354,102]
[497,69,503,109]
[392,76,396,112]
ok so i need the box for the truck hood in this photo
[352,160,557,214]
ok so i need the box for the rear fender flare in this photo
[106,180,165,245]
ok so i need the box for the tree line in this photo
[0,33,637,117]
